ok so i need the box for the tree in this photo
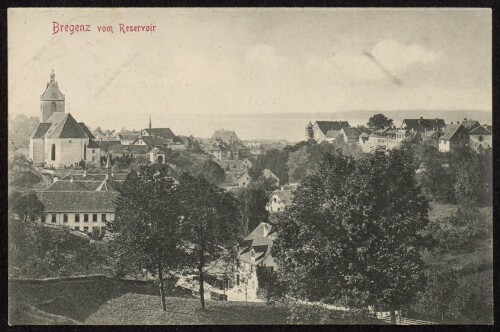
[367,113,393,130]
[10,115,39,148]
[236,184,270,235]
[177,174,240,310]
[9,191,44,222]
[273,149,431,324]
[196,160,225,184]
[113,164,183,311]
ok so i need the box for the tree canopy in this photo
[367,113,393,130]
[273,148,431,320]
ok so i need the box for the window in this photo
[83,226,89,231]
[274,198,277,203]
[51,101,56,112]
[51,214,56,223]
[51,144,56,161]
[63,214,68,223]
[93,214,97,222]
[84,145,87,160]
[236,274,240,286]
[92,149,95,154]
[102,214,107,221]
[479,136,483,142]
[75,214,80,222]
[74,226,80,230]
[84,214,89,222]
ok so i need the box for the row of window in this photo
[49,213,107,223]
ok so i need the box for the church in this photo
[30,71,100,168]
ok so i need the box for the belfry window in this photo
[51,102,56,112]
[51,144,56,161]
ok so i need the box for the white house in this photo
[238,172,251,188]
[266,190,293,213]
[438,124,470,153]
[262,169,280,186]
[309,121,350,143]
[469,125,492,150]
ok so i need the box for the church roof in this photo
[143,128,177,140]
[31,123,52,139]
[44,113,89,138]
[79,123,95,138]
[315,121,350,135]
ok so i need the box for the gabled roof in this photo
[263,169,279,180]
[469,125,492,136]
[402,118,446,131]
[143,128,176,140]
[95,178,117,192]
[325,129,341,138]
[269,190,293,206]
[108,144,149,155]
[96,140,122,151]
[315,121,350,135]
[118,132,141,141]
[37,191,118,212]
[359,132,370,138]
[461,120,481,131]
[440,124,464,141]
[342,127,363,139]
[150,146,168,154]
[41,75,65,101]
[238,172,251,182]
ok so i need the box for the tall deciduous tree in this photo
[9,191,44,222]
[236,184,270,235]
[367,113,393,130]
[273,149,431,323]
[113,164,182,311]
[177,174,240,310]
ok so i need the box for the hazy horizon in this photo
[9,8,491,136]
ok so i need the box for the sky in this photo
[8,8,491,134]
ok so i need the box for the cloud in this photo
[306,39,442,83]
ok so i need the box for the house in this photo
[438,124,469,152]
[211,129,240,144]
[228,222,276,301]
[359,132,371,152]
[339,127,363,144]
[420,130,443,148]
[141,127,177,141]
[238,172,251,188]
[262,169,280,186]
[37,190,118,232]
[215,158,253,172]
[364,128,411,152]
[469,125,492,150]
[401,117,446,132]
[117,131,141,145]
[29,72,100,168]
[310,121,350,143]
[266,190,293,213]
[105,144,149,158]
[461,118,481,132]
[204,140,233,160]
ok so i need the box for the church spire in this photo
[50,69,55,83]
[149,115,152,129]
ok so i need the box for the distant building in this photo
[117,131,141,145]
[205,140,233,160]
[211,129,240,144]
[30,71,100,168]
[150,146,167,163]
[238,172,251,188]
[262,169,280,186]
[364,128,413,153]
[310,121,350,143]
[438,124,469,152]
[339,127,364,144]
[469,125,492,150]
[266,190,293,213]
[461,118,481,132]
[401,117,446,132]
[421,130,442,149]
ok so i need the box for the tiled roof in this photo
[440,124,463,141]
[60,173,129,181]
[118,132,141,141]
[79,123,95,138]
[211,130,240,142]
[402,118,445,131]
[143,128,177,140]
[37,191,119,212]
[31,123,52,139]
[315,121,350,135]
[461,120,480,131]
[140,136,172,146]
[469,126,492,136]
[342,127,363,139]
[96,140,121,151]
[108,144,149,155]
[44,113,89,139]
[87,139,100,148]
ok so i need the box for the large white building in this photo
[30,71,100,168]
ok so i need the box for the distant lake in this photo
[118,110,492,142]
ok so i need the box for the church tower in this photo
[40,70,65,122]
